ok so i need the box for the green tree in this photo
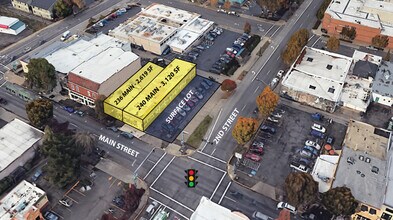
[221,79,237,92]
[244,22,251,34]
[257,0,289,12]
[284,172,318,206]
[340,26,356,40]
[372,35,389,49]
[316,0,331,20]
[322,187,358,216]
[384,49,391,61]
[54,0,73,18]
[95,95,106,120]
[326,36,340,52]
[232,117,259,145]
[282,29,309,65]
[256,86,279,117]
[25,58,56,93]
[41,126,82,188]
[73,132,96,155]
[26,99,53,129]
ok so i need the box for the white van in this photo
[60,31,71,41]
[145,201,158,216]
[277,202,297,214]
[252,211,273,220]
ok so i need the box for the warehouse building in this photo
[0,16,26,35]
[321,0,393,49]
[0,119,43,180]
[108,3,214,55]
[0,180,48,220]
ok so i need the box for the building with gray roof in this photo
[372,61,393,107]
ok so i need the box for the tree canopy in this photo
[256,86,279,117]
[54,0,73,18]
[73,132,96,155]
[340,26,356,40]
[26,99,53,129]
[384,49,391,61]
[257,0,289,13]
[326,36,340,52]
[25,58,56,93]
[124,184,145,212]
[316,0,331,20]
[41,126,82,188]
[221,79,237,92]
[372,35,389,49]
[282,29,309,65]
[232,117,259,145]
[322,187,358,216]
[244,22,251,34]
[284,172,318,207]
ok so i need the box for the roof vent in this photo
[347,157,355,164]
[359,155,364,161]
[372,166,379,174]
[307,57,313,62]
[326,64,333,70]
[365,157,371,163]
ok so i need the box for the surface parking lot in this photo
[238,104,347,188]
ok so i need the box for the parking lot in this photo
[237,104,347,188]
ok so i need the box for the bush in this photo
[0,177,13,196]
[316,0,331,20]
[223,59,240,76]
[221,79,237,92]
[244,35,261,53]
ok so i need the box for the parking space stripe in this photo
[149,197,189,220]
[143,152,167,180]
[72,188,86,196]
[209,172,227,200]
[187,156,226,173]
[149,188,194,213]
[64,195,79,204]
[224,196,237,203]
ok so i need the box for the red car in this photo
[250,146,264,155]
[245,153,261,162]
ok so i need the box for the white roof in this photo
[352,50,382,65]
[71,47,139,84]
[182,17,214,35]
[142,3,200,26]
[0,16,18,27]
[0,180,46,220]
[341,75,373,112]
[190,197,250,220]
[326,0,393,36]
[0,119,43,172]
[311,155,340,193]
[44,34,136,74]
[282,47,353,102]
[167,29,200,51]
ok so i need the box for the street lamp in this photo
[180,130,189,154]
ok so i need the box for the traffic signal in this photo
[185,169,198,188]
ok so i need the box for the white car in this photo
[271,112,282,118]
[277,70,284,78]
[311,123,326,133]
[277,202,297,214]
[59,198,73,207]
[270,78,279,87]
[267,116,279,123]
[305,140,321,150]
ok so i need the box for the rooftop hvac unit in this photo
[179,39,186,44]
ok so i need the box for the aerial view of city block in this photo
[0,0,392,219]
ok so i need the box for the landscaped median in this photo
[186,115,213,148]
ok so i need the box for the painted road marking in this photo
[270,26,281,38]
[218,181,232,204]
[187,156,226,173]
[150,187,194,213]
[210,172,227,200]
[254,86,260,94]
[224,196,237,203]
[212,108,239,145]
[150,156,175,187]
[195,150,226,164]
[134,148,156,174]
[143,152,167,180]
[149,197,189,220]
[98,134,140,157]
[241,104,247,111]
[201,108,222,151]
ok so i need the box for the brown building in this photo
[322,0,393,49]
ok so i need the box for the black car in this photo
[260,125,276,134]
[326,136,335,145]
[203,79,214,86]
[162,123,176,133]
[209,68,221,74]
[112,195,125,208]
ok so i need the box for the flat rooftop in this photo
[0,180,46,220]
[70,47,139,84]
[167,29,200,51]
[341,75,372,112]
[372,61,393,98]
[0,119,43,172]
[333,146,387,208]
[44,34,134,74]
[385,146,393,208]
[326,0,393,36]
[142,3,200,27]
[0,16,19,27]
[352,50,382,66]
[343,120,390,160]
[190,197,250,220]
[282,47,352,102]
[182,17,214,35]
[311,155,340,193]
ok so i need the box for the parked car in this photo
[31,169,43,182]
[310,130,325,139]
[277,202,297,214]
[195,45,205,50]
[201,81,210,90]
[226,47,238,54]
[270,77,279,87]
[267,116,279,123]
[232,44,242,51]
[250,147,264,155]
[59,198,73,207]
[186,100,195,107]
[311,123,326,133]
[146,201,159,216]
[326,136,335,145]
[252,211,273,220]
[106,126,119,132]
[300,149,313,158]
[217,9,227,13]
[113,195,125,208]
[305,140,321,150]
[195,86,204,93]
[74,110,84,117]
[203,79,213,86]
[260,125,276,134]
[178,108,187,117]
[303,146,319,156]
[44,211,59,220]
[190,95,199,103]
[271,112,282,118]
[188,52,199,57]
[252,141,264,148]
[194,91,203,99]
[62,106,75,113]
[311,112,324,121]
[120,131,134,139]
[228,11,239,16]
[290,162,310,173]
[245,153,262,162]
[299,158,313,166]
[277,70,284,78]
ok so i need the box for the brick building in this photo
[322,0,393,49]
